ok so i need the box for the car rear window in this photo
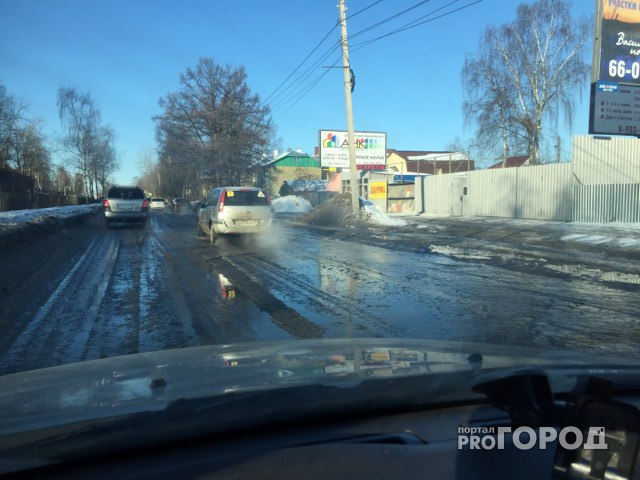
[224,190,269,206]
[108,187,145,200]
[152,198,164,202]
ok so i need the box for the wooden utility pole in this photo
[338,0,359,215]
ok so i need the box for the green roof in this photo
[269,152,319,168]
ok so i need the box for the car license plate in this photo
[236,220,258,227]
[117,203,133,210]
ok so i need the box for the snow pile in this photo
[272,195,313,214]
[297,193,407,228]
[0,205,98,225]
[361,199,407,227]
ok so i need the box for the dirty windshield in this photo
[0,0,639,441]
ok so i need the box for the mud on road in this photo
[0,210,639,375]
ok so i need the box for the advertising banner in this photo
[318,130,387,169]
[369,181,387,199]
[599,0,640,85]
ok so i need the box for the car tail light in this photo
[141,199,149,212]
[218,190,227,213]
[265,191,274,213]
[102,199,111,211]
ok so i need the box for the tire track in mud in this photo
[0,234,119,373]
[147,212,323,340]
[221,252,399,338]
[140,213,296,343]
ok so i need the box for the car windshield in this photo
[1,0,639,475]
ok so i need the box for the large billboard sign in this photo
[590,0,640,135]
[598,0,640,86]
[318,130,387,170]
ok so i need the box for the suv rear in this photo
[102,185,149,227]
[197,187,273,242]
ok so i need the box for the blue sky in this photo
[1,0,594,184]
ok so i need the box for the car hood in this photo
[0,338,635,438]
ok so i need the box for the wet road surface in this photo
[0,211,638,374]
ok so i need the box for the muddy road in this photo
[0,211,638,375]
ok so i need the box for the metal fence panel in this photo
[466,168,518,217]
[573,184,640,223]
[572,135,640,185]
[423,173,465,216]
[515,164,574,221]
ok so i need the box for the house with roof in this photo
[386,150,475,175]
[488,155,530,169]
[264,150,321,196]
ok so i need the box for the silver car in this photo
[197,187,273,242]
[102,185,149,227]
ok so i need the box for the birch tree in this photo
[463,0,590,164]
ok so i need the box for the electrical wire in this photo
[347,0,384,20]
[352,0,483,51]
[262,22,339,105]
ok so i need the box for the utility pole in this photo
[339,0,359,215]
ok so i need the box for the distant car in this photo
[197,187,273,242]
[102,185,149,227]
[150,198,166,210]
[172,198,191,213]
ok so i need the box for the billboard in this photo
[597,0,640,86]
[318,130,387,170]
[589,81,640,135]
[590,0,640,135]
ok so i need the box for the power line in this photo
[268,1,385,118]
[262,21,339,105]
[352,0,483,51]
[277,55,342,118]
[349,0,433,40]
[272,0,483,119]
[347,0,384,20]
[270,42,341,113]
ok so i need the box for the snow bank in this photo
[361,199,407,227]
[0,205,98,225]
[272,195,313,214]
[0,205,99,253]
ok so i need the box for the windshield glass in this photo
[0,0,639,470]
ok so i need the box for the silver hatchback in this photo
[197,187,273,242]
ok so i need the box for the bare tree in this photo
[154,57,275,192]
[14,120,52,189]
[0,83,26,170]
[462,0,590,165]
[57,87,118,199]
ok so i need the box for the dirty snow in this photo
[272,195,313,214]
[561,233,640,251]
[0,205,98,225]
[361,199,407,227]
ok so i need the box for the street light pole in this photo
[338,0,359,215]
